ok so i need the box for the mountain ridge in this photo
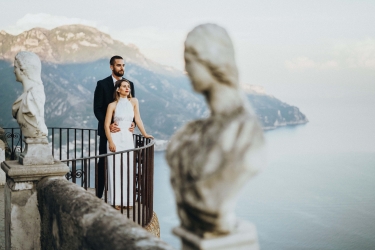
[0,24,181,77]
[0,24,308,139]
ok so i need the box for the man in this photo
[94,55,135,198]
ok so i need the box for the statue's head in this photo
[14,51,42,85]
[184,24,238,92]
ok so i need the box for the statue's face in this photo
[185,52,213,93]
[13,60,23,82]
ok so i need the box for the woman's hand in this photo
[144,134,154,139]
[109,142,116,152]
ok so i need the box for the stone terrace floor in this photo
[0,186,5,249]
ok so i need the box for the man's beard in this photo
[113,69,124,77]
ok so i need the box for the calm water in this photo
[153,82,375,249]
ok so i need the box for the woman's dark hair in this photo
[113,79,132,101]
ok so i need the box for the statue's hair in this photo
[184,24,238,87]
[15,51,42,85]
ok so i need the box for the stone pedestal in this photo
[19,138,54,165]
[0,140,5,185]
[1,160,69,250]
[0,127,5,185]
[173,221,259,250]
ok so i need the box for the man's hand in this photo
[110,122,121,133]
[128,122,135,133]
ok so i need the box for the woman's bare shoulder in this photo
[129,97,138,104]
[107,101,117,109]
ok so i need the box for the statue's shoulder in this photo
[174,119,206,137]
[166,119,206,156]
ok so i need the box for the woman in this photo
[104,79,153,209]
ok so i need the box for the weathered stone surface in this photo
[1,160,69,182]
[37,178,174,250]
[173,221,259,250]
[166,23,265,240]
[0,140,5,185]
[18,138,54,165]
[1,160,69,250]
[0,187,5,249]
[145,212,161,238]
[4,179,41,250]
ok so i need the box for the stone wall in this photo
[0,127,5,185]
[37,178,174,250]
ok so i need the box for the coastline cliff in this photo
[0,25,308,140]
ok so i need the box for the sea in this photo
[153,81,375,250]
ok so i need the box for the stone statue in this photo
[12,51,53,165]
[166,24,265,238]
[12,51,48,139]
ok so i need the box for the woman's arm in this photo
[132,98,153,139]
[105,102,116,152]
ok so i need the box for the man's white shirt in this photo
[112,75,119,86]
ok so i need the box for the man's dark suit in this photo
[93,75,135,198]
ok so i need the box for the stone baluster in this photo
[0,127,5,186]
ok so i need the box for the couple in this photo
[93,55,153,209]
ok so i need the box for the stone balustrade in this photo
[37,177,173,250]
[0,127,5,185]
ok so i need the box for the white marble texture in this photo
[166,23,265,241]
[11,51,54,165]
[173,221,259,250]
[12,51,48,139]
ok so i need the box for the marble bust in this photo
[12,51,48,139]
[12,51,53,165]
[166,24,265,237]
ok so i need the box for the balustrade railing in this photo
[2,127,155,227]
[3,127,23,160]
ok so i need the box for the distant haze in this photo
[1,1,374,102]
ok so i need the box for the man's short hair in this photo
[110,56,123,65]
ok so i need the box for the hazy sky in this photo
[1,0,375,102]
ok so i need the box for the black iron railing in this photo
[3,127,98,162]
[3,127,23,160]
[2,127,155,227]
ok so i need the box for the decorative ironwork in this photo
[3,127,155,228]
[3,129,23,160]
[65,169,84,180]
[61,133,155,227]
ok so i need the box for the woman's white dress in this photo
[107,97,134,206]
